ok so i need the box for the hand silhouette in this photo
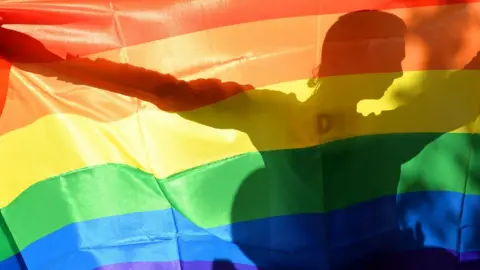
[0,26,62,63]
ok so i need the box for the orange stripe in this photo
[2,4,480,135]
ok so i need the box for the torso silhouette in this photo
[184,78,468,269]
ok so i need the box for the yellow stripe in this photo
[1,70,479,208]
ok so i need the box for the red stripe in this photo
[1,0,479,58]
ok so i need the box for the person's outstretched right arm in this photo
[57,57,254,109]
[0,26,297,131]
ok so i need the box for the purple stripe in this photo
[96,261,261,270]
[96,249,480,270]
[365,249,480,270]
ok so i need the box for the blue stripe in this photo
[1,191,480,269]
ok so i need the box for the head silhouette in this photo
[311,10,407,102]
[231,10,408,270]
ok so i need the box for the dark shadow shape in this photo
[212,259,238,270]
[0,27,63,63]
[0,214,27,269]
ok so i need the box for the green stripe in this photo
[161,132,475,227]
[1,132,478,261]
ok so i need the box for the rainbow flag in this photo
[1,0,480,269]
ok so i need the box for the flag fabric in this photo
[1,0,480,269]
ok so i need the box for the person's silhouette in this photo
[2,9,480,270]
